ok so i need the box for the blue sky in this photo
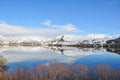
[0,0,120,39]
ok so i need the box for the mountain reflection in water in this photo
[0,45,120,68]
[1,45,120,56]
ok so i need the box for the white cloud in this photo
[60,24,80,32]
[1,19,113,41]
[42,19,52,26]
[0,20,6,24]
[87,34,112,39]
[0,19,81,40]
[113,33,120,38]
[42,19,81,32]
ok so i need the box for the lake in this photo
[0,46,120,70]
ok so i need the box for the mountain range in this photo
[0,34,115,46]
[41,35,112,46]
[0,35,13,44]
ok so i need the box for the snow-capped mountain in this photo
[0,35,13,44]
[42,34,112,46]
[13,38,41,43]
[0,35,41,44]
[0,34,113,46]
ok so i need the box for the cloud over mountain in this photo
[0,19,114,41]
[0,19,82,40]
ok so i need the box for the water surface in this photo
[0,46,120,69]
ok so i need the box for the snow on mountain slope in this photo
[42,34,112,45]
[0,34,112,45]
[0,35,41,44]
[63,34,111,41]
[0,35,12,44]
[14,38,40,43]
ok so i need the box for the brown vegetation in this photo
[0,62,119,80]
[0,56,8,80]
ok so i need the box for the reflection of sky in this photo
[0,46,120,68]
[0,47,80,64]
[75,53,120,67]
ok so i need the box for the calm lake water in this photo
[0,46,120,70]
